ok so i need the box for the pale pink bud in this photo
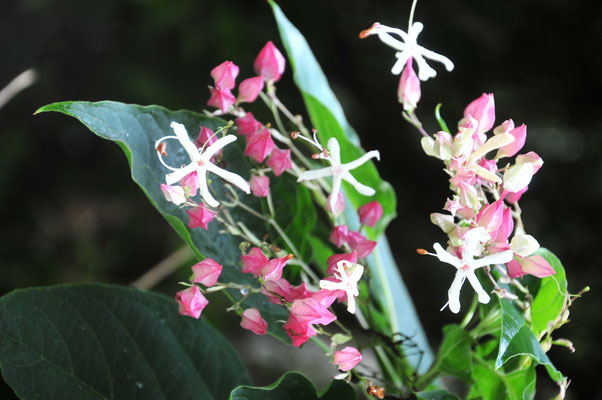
[254,41,286,82]
[196,127,218,152]
[207,87,237,113]
[325,192,345,217]
[476,200,504,239]
[347,231,377,258]
[262,254,293,281]
[241,247,268,276]
[493,119,515,135]
[507,255,555,279]
[283,314,316,347]
[458,181,480,210]
[175,286,208,319]
[187,204,215,230]
[240,308,268,335]
[398,58,421,111]
[333,347,362,371]
[464,93,495,133]
[505,186,528,204]
[161,184,186,205]
[180,171,199,197]
[291,298,336,325]
[235,112,263,136]
[503,162,534,193]
[191,258,222,286]
[262,278,292,304]
[210,61,239,90]
[496,207,514,243]
[516,151,543,174]
[237,76,264,103]
[358,201,383,227]
[327,251,358,275]
[329,225,349,248]
[496,124,526,159]
[266,148,292,176]
[244,128,275,163]
[458,116,478,135]
[444,198,462,218]
[434,131,453,160]
[250,175,270,197]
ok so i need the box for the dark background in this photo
[1,0,601,398]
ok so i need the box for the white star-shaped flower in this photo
[156,122,250,208]
[429,227,513,313]
[319,260,364,314]
[297,137,380,211]
[361,22,454,81]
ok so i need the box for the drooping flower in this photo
[250,175,270,197]
[240,308,268,335]
[290,298,337,326]
[266,148,292,176]
[398,58,421,111]
[325,192,345,217]
[297,137,380,211]
[186,204,215,230]
[427,227,514,313]
[191,258,222,287]
[254,41,286,82]
[283,314,316,347]
[319,260,364,314]
[160,184,187,206]
[156,122,250,208]
[464,93,495,133]
[327,251,358,275]
[360,22,454,81]
[333,347,362,371]
[507,255,555,279]
[175,286,208,319]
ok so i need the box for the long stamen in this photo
[292,129,324,151]
[155,136,180,171]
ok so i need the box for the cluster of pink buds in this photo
[175,258,222,318]
[329,201,382,258]
[416,93,554,313]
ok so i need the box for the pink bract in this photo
[398,58,421,111]
[261,254,293,281]
[191,258,222,287]
[291,298,336,326]
[240,308,268,335]
[496,124,527,159]
[329,225,349,248]
[254,41,286,82]
[347,231,377,258]
[283,314,316,347]
[241,247,268,276]
[210,61,239,90]
[186,204,215,230]
[244,128,275,163]
[250,175,270,197]
[325,192,345,217]
[235,112,263,136]
[464,93,495,133]
[238,76,264,103]
[175,286,208,319]
[161,184,187,206]
[327,251,358,275]
[207,87,236,113]
[266,148,292,176]
[358,201,384,227]
[333,346,362,371]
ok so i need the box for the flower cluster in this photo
[417,93,554,313]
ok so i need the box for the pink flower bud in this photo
[493,119,515,135]
[458,181,479,210]
[329,225,349,248]
[250,175,270,197]
[254,41,286,82]
[161,184,186,205]
[207,87,237,113]
[186,204,215,230]
[325,192,345,217]
[476,199,504,239]
[237,76,264,103]
[289,282,311,302]
[507,255,555,279]
[266,148,292,176]
[235,112,263,136]
[434,131,453,160]
[175,286,208,319]
[496,124,527,159]
[241,247,268,276]
[464,93,495,133]
[516,151,543,174]
[283,314,316,347]
[398,58,421,111]
[191,258,222,286]
[310,289,341,308]
[196,127,218,153]
[333,347,362,371]
[180,171,199,197]
[291,298,336,326]
[358,201,384,227]
[327,251,358,275]
[347,231,377,258]
[244,128,275,163]
[262,278,291,304]
[503,163,534,193]
[505,186,528,204]
[262,254,293,281]
[240,308,268,335]
[210,61,239,90]
[496,206,514,243]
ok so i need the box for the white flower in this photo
[156,122,250,208]
[297,137,380,211]
[430,227,513,313]
[319,260,364,314]
[362,22,454,81]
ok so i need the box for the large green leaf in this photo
[416,389,461,400]
[229,372,355,400]
[530,248,567,336]
[471,357,535,400]
[269,2,433,371]
[435,324,473,381]
[496,297,561,383]
[0,284,249,400]
[36,101,334,342]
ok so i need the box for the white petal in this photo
[197,168,219,208]
[345,291,356,314]
[510,234,540,258]
[448,270,466,314]
[418,45,455,72]
[463,227,490,260]
[297,166,334,182]
[343,150,380,171]
[165,163,197,185]
[327,137,341,165]
[391,50,412,75]
[170,122,200,162]
[503,163,534,193]
[341,171,375,196]
[471,250,514,269]
[348,263,364,282]
[206,163,250,194]
[433,243,463,269]
[466,270,490,304]
[414,52,437,81]
[376,30,407,51]
[409,22,424,39]
[329,175,342,211]
[201,134,237,161]
[319,280,344,291]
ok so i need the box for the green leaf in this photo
[229,372,355,400]
[435,324,473,381]
[435,104,450,134]
[471,357,535,400]
[471,362,506,400]
[36,100,330,343]
[506,366,536,400]
[269,0,396,239]
[416,389,461,400]
[496,297,562,383]
[0,284,250,400]
[530,248,567,335]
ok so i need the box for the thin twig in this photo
[131,246,194,290]
[0,69,37,109]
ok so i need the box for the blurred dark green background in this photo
[1,0,601,398]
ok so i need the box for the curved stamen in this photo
[155,136,181,171]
